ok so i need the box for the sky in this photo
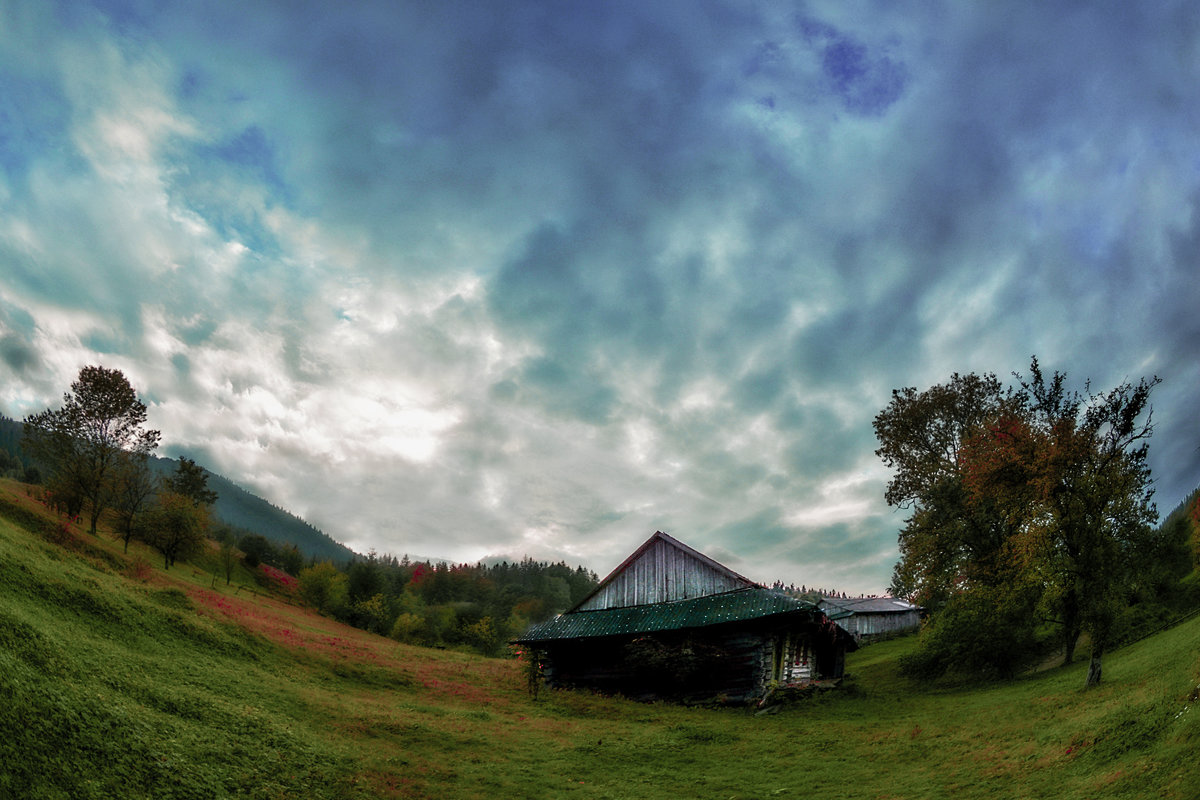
[2,1,1199,594]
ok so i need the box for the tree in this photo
[875,359,1160,687]
[1015,359,1159,686]
[298,562,348,614]
[211,523,240,585]
[238,533,276,568]
[137,491,210,569]
[22,366,160,535]
[164,456,218,507]
[873,372,1022,610]
[111,451,157,553]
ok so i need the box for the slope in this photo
[0,477,1197,799]
[147,454,359,563]
[0,415,357,563]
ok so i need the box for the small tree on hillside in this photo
[164,456,218,507]
[111,451,156,553]
[212,524,240,586]
[298,561,348,614]
[137,491,210,570]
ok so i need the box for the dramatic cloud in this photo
[2,1,1199,592]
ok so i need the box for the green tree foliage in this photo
[163,456,217,507]
[111,451,156,553]
[0,416,37,478]
[1013,360,1159,685]
[899,580,1043,680]
[293,554,598,657]
[297,562,349,615]
[136,491,210,570]
[237,534,275,569]
[876,358,1163,687]
[875,372,1021,612]
[22,366,160,534]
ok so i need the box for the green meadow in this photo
[1,478,1197,800]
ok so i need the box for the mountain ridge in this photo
[0,414,359,564]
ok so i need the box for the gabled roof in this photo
[570,531,756,612]
[515,586,820,643]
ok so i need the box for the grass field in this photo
[1,478,1197,799]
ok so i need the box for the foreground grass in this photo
[1,479,1197,799]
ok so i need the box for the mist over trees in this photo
[876,358,1193,687]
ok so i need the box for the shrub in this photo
[899,582,1046,680]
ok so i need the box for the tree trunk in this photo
[1085,643,1104,688]
[1061,590,1079,665]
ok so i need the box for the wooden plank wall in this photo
[844,610,922,641]
[576,537,747,610]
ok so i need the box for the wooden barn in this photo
[513,532,855,704]
[818,595,923,643]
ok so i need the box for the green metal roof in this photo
[514,587,821,643]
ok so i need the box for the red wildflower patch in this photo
[188,588,394,666]
[258,563,299,594]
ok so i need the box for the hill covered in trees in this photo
[1,414,356,564]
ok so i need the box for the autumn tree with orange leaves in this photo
[876,358,1160,687]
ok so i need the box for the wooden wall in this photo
[576,536,749,610]
[839,610,922,642]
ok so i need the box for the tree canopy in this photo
[23,366,161,535]
[137,491,210,570]
[164,456,218,507]
[875,358,1160,686]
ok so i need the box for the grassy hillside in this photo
[1,478,1197,800]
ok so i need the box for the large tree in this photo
[1016,359,1159,686]
[873,372,1025,610]
[23,366,161,535]
[875,359,1159,687]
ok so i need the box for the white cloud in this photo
[2,2,1199,595]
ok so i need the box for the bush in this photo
[389,611,426,643]
[297,562,348,614]
[900,583,1046,681]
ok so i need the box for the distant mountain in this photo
[147,455,359,563]
[0,415,358,564]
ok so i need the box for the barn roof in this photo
[514,586,821,643]
[819,596,922,615]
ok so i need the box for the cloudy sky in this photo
[3,1,1199,593]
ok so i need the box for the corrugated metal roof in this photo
[514,587,820,643]
[819,596,922,614]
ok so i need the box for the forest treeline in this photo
[237,538,598,655]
